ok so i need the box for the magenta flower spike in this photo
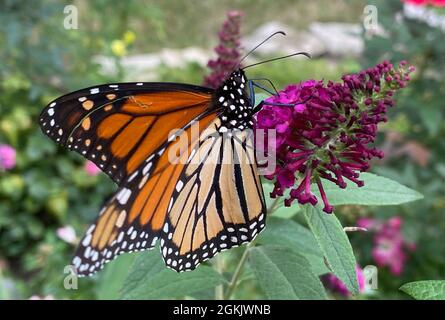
[203,10,243,89]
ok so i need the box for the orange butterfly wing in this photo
[42,70,267,276]
[159,119,266,272]
[39,83,214,184]
[72,112,218,276]
[39,82,222,276]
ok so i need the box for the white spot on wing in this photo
[82,234,92,246]
[73,257,81,268]
[142,162,152,175]
[128,171,138,182]
[117,188,132,205]
[168,198,174,212]
[176,180,184,192]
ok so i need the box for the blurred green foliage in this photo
[0,0,118,298]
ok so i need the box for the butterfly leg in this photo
[249,78,280,96]
[251,93,314,114]
[247,79,279,108]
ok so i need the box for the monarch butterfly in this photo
[39,32,310,276]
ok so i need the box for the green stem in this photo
[223,243,251,300]
[267,197,280,213]
[214,254,224,300]
[219,183,278,300]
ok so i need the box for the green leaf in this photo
[419,107,442,137]
[400,280,445,300]
[312,172,423,206]
[256,217,329,275]
[249,245,327,300]
[302,205,359,295]
[120,249,226,299]
[96,253,137,299]
[262,181,300,218]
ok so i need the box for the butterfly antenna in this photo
[238,31,286,66]
[242,52,311,70]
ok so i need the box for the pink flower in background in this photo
[403,0,429,5]
[359,216,415,275]
[84,160,101,176]
[323,265,366,296]
[56,225,77,245]
[0,144,16,171]
[403,0,445,6]
[203,10,243,89]
[431,0,445,6]
[255,61,414,213]
[357,217,378,229]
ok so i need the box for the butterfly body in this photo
[40,68,266,276]
[212,69,253,132]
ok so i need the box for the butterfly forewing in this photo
[39,82,213,184]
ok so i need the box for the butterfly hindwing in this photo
[73,186,161,276]
[159,118,266,272]
[73,111,219,276]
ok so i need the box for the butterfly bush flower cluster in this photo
[203,10,243,89]
[255,61,414,213]
[358,216,415,275]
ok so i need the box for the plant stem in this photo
[220,188,276,300]
[214,254,224,300]
[267,197,280,213]
[223,243,251,300]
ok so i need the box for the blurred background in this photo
[0,0,444,299]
